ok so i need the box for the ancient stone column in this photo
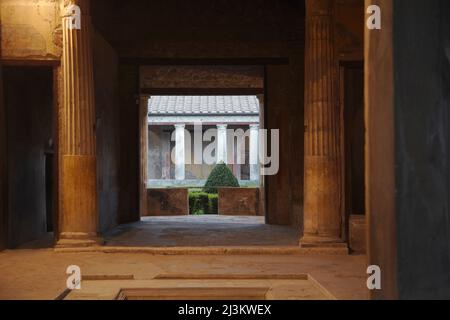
[235,133,244,180]
[301,0,343,246]
[217,124,228,164]
[57,0,101,247]
[174,124,186,180]
[161,131,172,180]
[249,124,260,181]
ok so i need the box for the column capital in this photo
[249,124,260,130]
[216,124,228,130]
[174,123,186,129]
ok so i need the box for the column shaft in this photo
[249,124,260,181]
[217,124,228,164]
[235,135,244,180]
[57,0,100,247]
[302,0,342,244]
[174,124,186,180]
[161,131,171,180]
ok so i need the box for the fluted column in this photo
[57,0,100,247]
[301,0,343,246]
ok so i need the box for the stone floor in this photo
[0,216,369,300]
[0,248,368,300]
[66,276,336,300]
[104,216,300,247]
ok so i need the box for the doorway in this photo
[340,62,365,241]
[102,64,304,247]
[139,65,266,219]
[3,66,55,248]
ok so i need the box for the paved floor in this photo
[0,216,368,300]
[104,216,300,247]
[0,248,368,300]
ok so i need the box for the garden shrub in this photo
[208,193,218,215]
[189,191,209,215]
[203,163,239,193]
[188,191,220,215]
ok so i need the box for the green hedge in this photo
[189,191,208,215]
[208,193,218,215]
[204,163,239,193]
[189,191,219,215]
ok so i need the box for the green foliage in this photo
[203,163,240,193]
[189,191,209,215]
[208,193,218,215]
[189,191,219,215]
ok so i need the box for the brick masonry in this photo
[218,188,259,216]
[146,188,189,216]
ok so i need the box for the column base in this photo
[300,235,348,250]
[56,232,104,249]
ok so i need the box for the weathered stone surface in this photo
[265,65,297,226]
[0,241,368,300]
[218,188,259,216]
[349,215,366,254]
[365,0,397,300]
[0,0,62,60]
[140,66,264,89]
[302,0,342,243]
[146,188,189,216]
[57,0,101,248]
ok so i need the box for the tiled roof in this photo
[148,96,260,116]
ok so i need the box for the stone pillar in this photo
[301,0,343,246]
[139,96,148,217]
[235,134,244,180]
[174,124,185,180]
[161,131,171,180]
[57,0,101,247]
[217,124,228,164]
[249,124,260,181]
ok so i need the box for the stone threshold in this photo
[54,245,349,255]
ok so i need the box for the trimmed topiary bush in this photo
[203,163,240,193]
